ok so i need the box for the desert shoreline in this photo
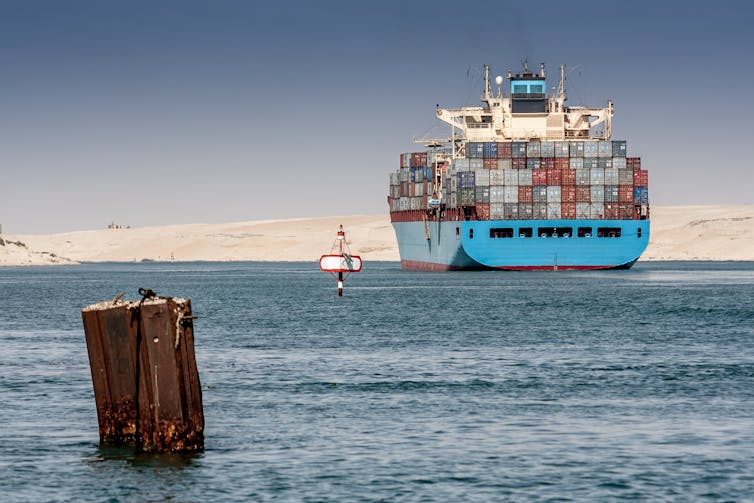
[2,205,753,266]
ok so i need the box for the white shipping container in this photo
[547,186,562,203]
[598,140,612,157]
[414,182,424,197]
[450,192,458,208]
[590,186,605,202]
[490,186,505,203]
[546,203,561,219]
[517,169,533,186]
[497,159,512,170]
[504,169,519,186]
[576,202,591,219]
[469,159,484,169]
[504,186,518,203]
[390,172,399,185]
[490,169,505,185]
[590,203,604,219]
[612,157,627,170]
[490,203,505,219]
[399,168,409,182]
[475,169,490,187]
[453,158,470,170]
[401,154,411,169]
[590,168,605,185]
[604,168,619,185]
[569,157,584,169]
[576,169,590,186]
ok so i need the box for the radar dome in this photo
[495,75,503,86]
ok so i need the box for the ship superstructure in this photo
[387,61,649,271]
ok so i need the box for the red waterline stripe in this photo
[401,260,468,271]
[402,260,623,271]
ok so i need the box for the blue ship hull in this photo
[392,219,650,271]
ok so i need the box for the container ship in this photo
[387,61,650,271]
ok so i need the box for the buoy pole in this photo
[337,225,345,296]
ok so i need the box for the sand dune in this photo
[2,206,753,266]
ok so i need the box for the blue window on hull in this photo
[490,228,514,238]
[597,227,622,238]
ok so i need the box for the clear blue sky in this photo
[1,0,753,233]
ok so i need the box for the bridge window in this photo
[530,84,543,94]
[490,228,514,238]
[518,227,533,238]
[578,227,592,238]
[597,227,622,238]
[514,84,527,94]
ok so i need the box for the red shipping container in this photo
[541,158,555,169]
[562,169,576,186]
[561,186,576,203]
[411,152,428,167]
[554,158,570,170]
[476,203,491,220]
[532,169,547,185]
[627,157,642,170]
[620,203,636,219]
[604,203,620,219]
[619,185,634,202]
[400,182,409,197]
[518,186,533,203]
[576,186,591,202]
[633,169,648,186]
[400,153,406,167]
[546,169,562,185]
[512,158,527,169]
[561,202,576,219]
[483,158,497,169]
[497,142,512,159]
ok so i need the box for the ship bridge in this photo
[430,61,614,148]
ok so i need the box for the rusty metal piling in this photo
[81,290,204,452]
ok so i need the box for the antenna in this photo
[558,64,566,101]
[484,64,491,99]
[521,57,528,73]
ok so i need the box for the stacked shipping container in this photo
[389,141,648,220]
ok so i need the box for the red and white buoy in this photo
[319,225,362,296]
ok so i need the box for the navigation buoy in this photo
[319,225,362,296]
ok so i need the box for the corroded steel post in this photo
[82,292,204,452]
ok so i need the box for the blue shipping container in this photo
[634,187,649,204]
[466,142,484,158]
[483,142,498,159]
[512,142,528,158]
[612,140,627,157]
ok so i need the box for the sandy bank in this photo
[3,205,753,265]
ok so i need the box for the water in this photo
[1,261,753,501]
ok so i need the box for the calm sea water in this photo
[1,261,753,501]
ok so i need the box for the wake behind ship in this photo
[387,61,650,271]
